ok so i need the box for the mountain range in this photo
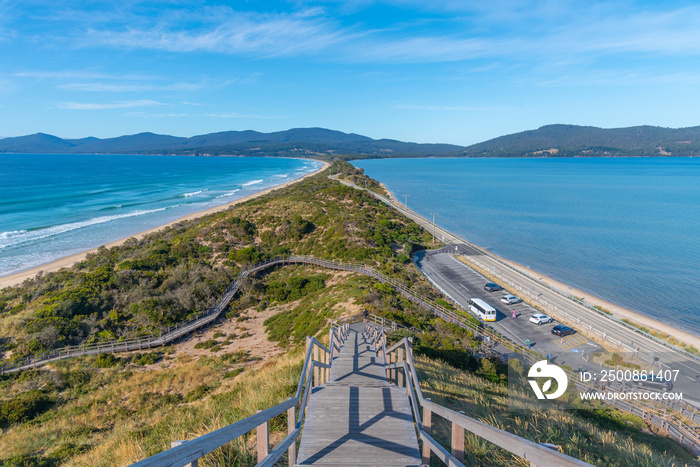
[1,124,699,158]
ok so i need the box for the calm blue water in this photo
[353,157,700,336]
[0,154,322,277]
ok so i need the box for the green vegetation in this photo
[333,165,388,196]
[193,340,220,350]
[0,161,692,466]
[0,161,432,361]
[465,123,700,158]
[621,319,699,356]
[0,350,301,466]
[417,355,695,466]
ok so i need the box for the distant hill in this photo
[0,128,466,158]
[1,124,699,158]
[464,124,700,157]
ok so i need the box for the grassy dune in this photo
[416,355,696,466]
[1,161,696,466]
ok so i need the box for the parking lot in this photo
[414,249,599,370]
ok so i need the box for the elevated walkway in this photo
[131,313,595,467]
[295,323,421,466]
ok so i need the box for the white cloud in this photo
[12,70,156,80]
[395,104,511,112]
[59,81,205,92]
[83,11,354,58]
[206,112,286,119]
[56,99,163,109]
[123,111,189,118]
[10,2,700,66]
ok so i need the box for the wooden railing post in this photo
[287,400,296,467]
[422,404,432,465]
[257,410,269,462]
[170,441,198,467]
[452,419,465,463]
[397,347,404,387]
[313,344,320,386]
[325,349,330,383]
[390,352,395,382]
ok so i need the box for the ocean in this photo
[0,154,322,277]
[353,157,700,336]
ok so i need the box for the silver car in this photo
[501,294,521,305]
[529,313,554,325]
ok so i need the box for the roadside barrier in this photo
[2,253,698,455]
[332,175,700,362]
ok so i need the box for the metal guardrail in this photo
[412,257,700,456]
[3,254,698,455]
[333,174,700,362]
[332,176,700,454]
[365,322,594,467]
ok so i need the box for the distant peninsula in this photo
[1,124,699,159]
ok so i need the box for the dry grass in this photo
[1,349,304,466]
[415,355,696,466]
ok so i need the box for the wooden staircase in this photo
[295,323,421,466]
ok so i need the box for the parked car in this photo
[501,294,521,305]
[484,283,503,292]
[529,313,553,325]
[551,325,575,337]
[632,374,673,392]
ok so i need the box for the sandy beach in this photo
[0,160,328,289]
[378,182,700,348]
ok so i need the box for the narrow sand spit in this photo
[0,160,328,289]
[379,181,700,348]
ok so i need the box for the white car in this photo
[500,294,521,305]
[529,313,554,325]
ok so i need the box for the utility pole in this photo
[430,212,438,243]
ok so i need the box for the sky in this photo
[2,0,700,145]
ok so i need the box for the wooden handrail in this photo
[130,397,297,467]
[370,323,595,467]
[131,332,335,467]
[5,257,697,454]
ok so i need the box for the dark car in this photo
[551,325,575,337]
[484,283,503,292]
[632,374,673,392]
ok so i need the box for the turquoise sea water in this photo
[353,157,700,336]
[0,154,322,277]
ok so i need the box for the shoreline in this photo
[378,182,700,348]
[0,160,329,289]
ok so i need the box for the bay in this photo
[353,157,700,336]
[0,154,322,277]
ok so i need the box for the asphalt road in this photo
[332,176,700,406]
[415,250,597,372]
[415,247,700,405]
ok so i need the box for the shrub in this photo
[95,352,121,368]
[193,340,219,350]
[131,352,161,366]
[0,390,55,427]
[184,384,214,402]
[223,368,245,379]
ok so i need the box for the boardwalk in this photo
[295,323,422,466]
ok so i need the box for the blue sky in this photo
[2,0,700,145]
